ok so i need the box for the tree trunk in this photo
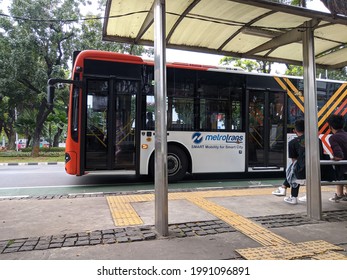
[8,132,16,150]
[53,127,63,147]
[31,99,52,156]
[26,136,31,148]
[31,135,40,157]
[4,124,15,150]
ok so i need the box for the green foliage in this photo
[0,151,64,159]
[285,65,304,76]
[77,12,153,56]
[0,151,32,157]
[220,57,273,73]
[269,0,311,6]
[21,147,65,153]
[316,68,347,81]
[0,150,64,157]
[285,65,347,81]
[0,0,150,153]
[0,146,65,158]
[0,0,85,154]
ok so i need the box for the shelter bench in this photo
[296,160,347,202]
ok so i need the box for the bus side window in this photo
[144,95,155,130]
[71,84,79,142]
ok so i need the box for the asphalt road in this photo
[0,164,283,198]
[0,164,155,197]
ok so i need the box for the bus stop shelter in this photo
[102,0,347,235]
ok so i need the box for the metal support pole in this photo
[154,0,168,236]
[15,107,18,152]
[302,20,322,220]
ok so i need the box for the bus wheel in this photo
[167,146,188,182]
[149,146,188,183]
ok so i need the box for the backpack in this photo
[319,139,337,181]
[292,137,306,180]
[294,150,305,179]
[320,153,337,181]
[293,139,337,181]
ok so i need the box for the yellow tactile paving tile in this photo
[168,192,190,200]
[312,251,347,260]
[105,187,344,259]
[106,196,144,226]
[172,186,333,200]
[106,186,335,230]
[186,196,292,246]
[236,240,347,260]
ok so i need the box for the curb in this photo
[0,220,234,255]
[0,162,65,166]
[2,211,347,255]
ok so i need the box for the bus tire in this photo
[168,146,188,182]
[148,145,188,183]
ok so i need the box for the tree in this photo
[15,109,37,147]
[76,12,153,56]
[271,0,309,6]
[0,0,88,155]
[321,0,347,16]
[219,57,272,73]
[285,65,304,76]
[0,0,152,153]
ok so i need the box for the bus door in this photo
[247,90,286,171]
[84,78,139,172]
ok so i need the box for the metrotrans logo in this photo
[192,132,204,144]
[192,132,243,144]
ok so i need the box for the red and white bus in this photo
[48,50,347,182]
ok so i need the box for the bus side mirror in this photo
[47,78,83,106]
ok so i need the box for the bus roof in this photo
[77,50,346,84]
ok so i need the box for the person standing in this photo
[327,114,347,202]
[272,119,305,204]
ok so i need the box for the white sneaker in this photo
[272,186,286,196]
[284,196,297,205]
[328,194,343,202]
[298,195,306,202]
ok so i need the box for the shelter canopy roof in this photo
[103,0,347,69]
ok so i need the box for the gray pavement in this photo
[0,184,346,260]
